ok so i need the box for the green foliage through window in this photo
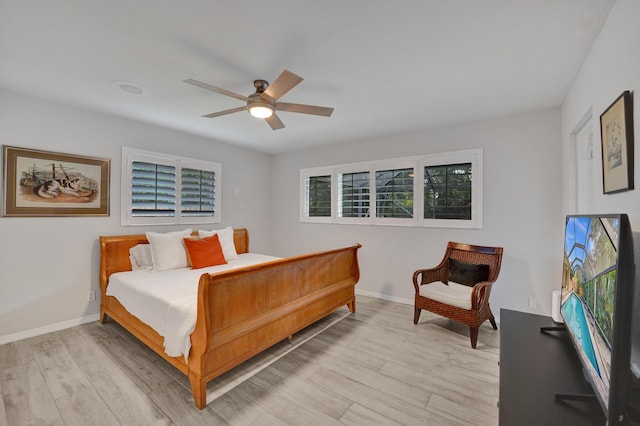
[340,171,370,218]
[424,163,471,220]
[308,175,332,217]
[376,168,414,218]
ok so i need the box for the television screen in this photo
[561,214,635,422]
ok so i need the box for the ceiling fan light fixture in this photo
[248,104,274,118]
[184,70,333,130]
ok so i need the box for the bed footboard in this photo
[187,244,361,408]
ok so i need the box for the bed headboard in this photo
[99,228,249,295]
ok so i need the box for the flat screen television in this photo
[561,214,639,424]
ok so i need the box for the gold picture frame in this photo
[600,91,634,194]
[3,146,110,216]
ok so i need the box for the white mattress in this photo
[106,253,280,360]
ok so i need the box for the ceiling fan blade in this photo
[183,79,248,102]
[275,102,334,117]
[263,70,303,101]
[202,106,246,118]
[265,113,285,130]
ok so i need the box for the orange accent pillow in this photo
[183,234,227,269]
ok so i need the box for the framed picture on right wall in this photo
[600,90,634,194]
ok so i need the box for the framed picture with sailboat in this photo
[3,146,110,217]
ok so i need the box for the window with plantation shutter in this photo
[122,148,221,226]
[375,167,414,219]
[300,149,482,228]
[338,170,370,221]
[419,149,482,229]
[300,167,333,223]
[424,162,472,220]
[181,168,216,217]
[131,161,176,217]
[307,175,331,217]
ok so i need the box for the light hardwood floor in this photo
[0,296,499,426]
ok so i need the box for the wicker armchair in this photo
[412,242,503,348]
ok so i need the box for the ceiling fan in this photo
[183,70,334,130]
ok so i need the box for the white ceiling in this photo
[0,1,615,154]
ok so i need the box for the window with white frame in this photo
[337,168,370,223]
[375,166,414,219]
[300,149,482,229]
[419,149,482,229]
[423,163,472,220]
[122,147,221,226]
[300,167,333,223]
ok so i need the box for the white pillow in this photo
[146,229,193,271]
[198,226,238,260]
[129,244,153,270]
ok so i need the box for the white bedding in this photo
[106,253,280,360]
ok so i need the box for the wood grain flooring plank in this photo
[286,337,433,410]
[251,368,351,419]
[253,343,322,381]
[300,339,387,373]
[339,402,406,426]
[348,331,445,373]
[426,393,498,426]
[411,318,500,350]
[1,359,65,426]
[0,333,57,370]
[105,321,167,364]
[318,358,431,409]
[0,343,19,370]
[95,335,174,393]
[379,361,499,418]
[148,381,222,426]
[60,328,172,426]
[78,320,121,340]
[237,379,343,426]
[207,379,275,425]
[0,381,7,426]
[34,339,119,426]
[307,366,432,426]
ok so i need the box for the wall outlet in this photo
[528,297,537,310]
[88,290,96,302]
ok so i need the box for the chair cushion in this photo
[419,281,473,310]
[447,258,489,287]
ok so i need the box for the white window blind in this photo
[131,161,176,217]
[181,167,216,217]
[122,148,221,226]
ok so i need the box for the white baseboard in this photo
[0,313,101,345]
[355,288,413,306]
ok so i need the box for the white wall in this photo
[13,0,635,340]
[0,89,273,342]
[271,108,563,317]
[562,0,640,228]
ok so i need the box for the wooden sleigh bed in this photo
[99,228,361,409]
